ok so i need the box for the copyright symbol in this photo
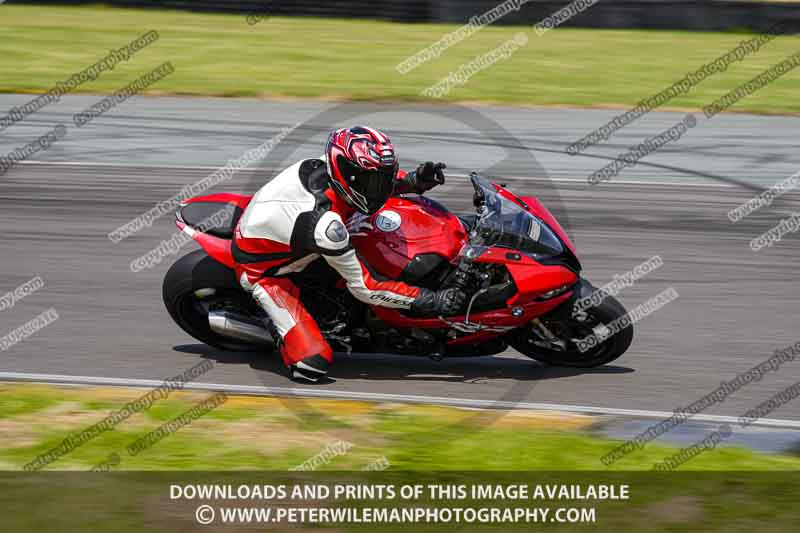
[195,504,215,525]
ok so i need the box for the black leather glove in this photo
[412,161,446,193]
[411,287,467,316]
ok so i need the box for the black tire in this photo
[511,293,633,367]
[162,250,271,352]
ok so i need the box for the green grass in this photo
[0,388,61,419]
[1,4,800,113]
[1,383,798,471]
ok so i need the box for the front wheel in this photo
[511,292,633,367]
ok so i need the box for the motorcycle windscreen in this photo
[468,186,564,257]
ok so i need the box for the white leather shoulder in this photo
[237,160,315,242]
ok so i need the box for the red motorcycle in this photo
[163,173,632,371]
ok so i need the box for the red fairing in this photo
[372,246,578,336]
[176,219,236,268]
[350,196,467,280]
[175,193,253,269]
[182,193,252,210]
[469,247,577,303]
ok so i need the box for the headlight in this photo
[536,284,571,301]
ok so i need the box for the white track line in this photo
[1,371,798,430]
[15,160,738,188]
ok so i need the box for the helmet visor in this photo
[337,156,397,213]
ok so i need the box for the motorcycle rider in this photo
[233,126,467,381]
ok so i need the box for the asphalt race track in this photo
[1,95,799,425]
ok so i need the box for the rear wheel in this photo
[511,294,633,367]
[163,250,274,352]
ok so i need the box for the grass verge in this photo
[1,382,798,471]
[1,5,800,113]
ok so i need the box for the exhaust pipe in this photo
[208,310,274,345]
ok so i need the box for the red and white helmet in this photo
[325,126,399,214]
